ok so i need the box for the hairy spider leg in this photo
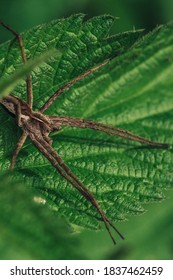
[40,59,111,113]
[10,132,27,170]
[0,21,33,107]
[0,21,32,170]
[26,123,124,244]
[49,116,168,148]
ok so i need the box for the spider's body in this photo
[0,21,168,244]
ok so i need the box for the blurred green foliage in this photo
[78,190,173,260]
[1,0,173,43]
[0,175,172,259]
[0,1,173,260]
[0,174,82,259]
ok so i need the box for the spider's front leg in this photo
[0,21,33,108]
[0,22,34,170]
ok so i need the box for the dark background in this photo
[1,0,173,43]
[0,0,173,259]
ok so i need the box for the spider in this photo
[0,21,168,244]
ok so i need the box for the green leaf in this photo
[0,49,59,99]
[0,174,82,259]
[0,15,172,233]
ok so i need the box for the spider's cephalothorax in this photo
[0,21,168,244]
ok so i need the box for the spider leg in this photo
[2,95,28,169]
[15,98,22,127]
[27,127,124,244]
[49,116,168,148]
[40,59,111,113]
[0,21,33,108]
[0,22,33,169]
[10,132,27,171]
[2,95,23,126]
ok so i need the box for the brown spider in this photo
[0,21,168,244]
